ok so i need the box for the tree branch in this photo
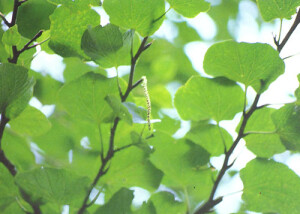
[275,10,300,53]
[0,12,11,26]
[121,37,149,102]
[0,113,17,176]
[8,30,44,64]
[195,93,261,214]
[77,37,151,214]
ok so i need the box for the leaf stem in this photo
[275,10,300,53]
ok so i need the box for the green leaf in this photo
[82,27,140,68]
[0,0,13,14]
[103,0,165,37]
[203,41,285,92]
[16,0,56,39]
[149,85,172,108]
[154,115,180,135]
[48,0,100,7]
[63,57,106,83]
[95,188,134,214]
[257,0,300,21]
[186,122,232,156]
[0,63,34,118]
[123,102,148,124]
[101,147,163,199]
[166,0,210,18]
[105,95,133,125]
[149,192,186,214]
[0,164,19,209]
[49,4,100,58]
[272,103,300,151]
[15,167,90,206]
[2,25,21,46]
[174,21,202,46]
[9,106,51,137]
[0,29,9,63]
[174,76,244,122]
[59,72,118,124]
[149,132,214,211]
[81,24,123,67]
[243,107,285,158]
[31,72,62,105]
[5,81,34,119]
[240,159,300,214]
[2,129,35,171]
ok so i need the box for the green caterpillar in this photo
[142,76,151,131]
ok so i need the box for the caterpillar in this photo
[141,76,151,131]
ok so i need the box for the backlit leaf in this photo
[15,167,90,206]
[59,72,118,124]
[166,0,210,18]
[203,41,285,92]
[241,159,300,214]
[272,103,300,151]
[174,76,244,122]
[49,3,100,58]
[103,0,165,36]
[257,0,300,21]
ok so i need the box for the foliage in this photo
[0,0,300,214]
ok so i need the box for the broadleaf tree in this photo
[0,0,300,213]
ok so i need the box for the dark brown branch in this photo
[10,0,20,27]
[0,12,11,26]
[8,30,43,63]
[77,37,151,214]
[0,113,17,176]
[276,10,300,53]
[195,94,261,214]
[121,37,149,102]
[19,30,44,53]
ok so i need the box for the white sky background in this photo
[3,0,300,213]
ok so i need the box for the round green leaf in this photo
[257,0,300,21]
[243,107,285,158]
[166,0,210,18]
[174,76,244,122]
[2,129,35,171]
[203,41,285,92]
[103,0,165,37]
[186,123,232,156]
[2,25,21,46]
[9,106,51,137]
[49,4,100,58]
[15,167,90,206]
[81,24,126,67]
[241,159,300,214]
[0,63,34,117]
[272,103,300,151]
[59,72,118,124]
[16,0,56,39]
[95,188,134,213]
[149,192,186,214]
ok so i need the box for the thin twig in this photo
[276,11,300,53]
[0,12,11,26]
[114,142,142,153]
[8,30,44,63]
